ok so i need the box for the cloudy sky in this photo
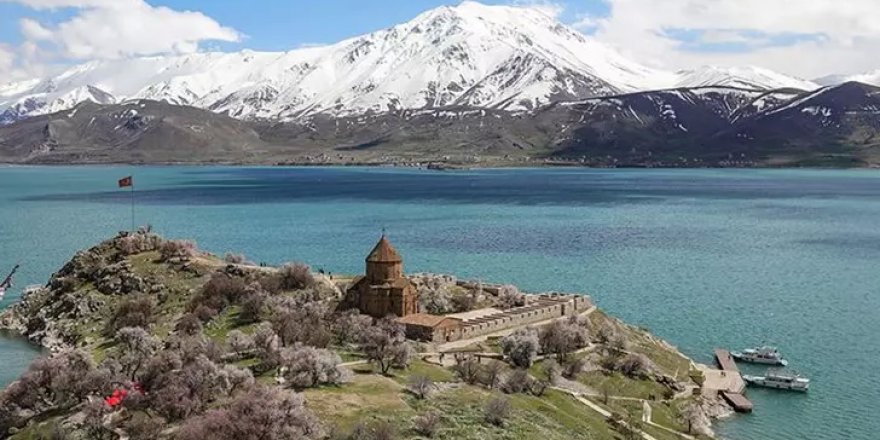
[0,0,877,81]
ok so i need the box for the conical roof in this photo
[366,235,402,263]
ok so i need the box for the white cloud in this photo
[0,0,241,77]
[0,44,15,72]
[512,0,565,18]
[579,0,880,78]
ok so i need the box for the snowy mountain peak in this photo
[0,1,836,124]
[676,65,820,91]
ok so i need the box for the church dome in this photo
[366,235,402,263]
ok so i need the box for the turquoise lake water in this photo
[1,166,878,439]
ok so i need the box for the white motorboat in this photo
[743,369,810,392]
[731,346,788,366]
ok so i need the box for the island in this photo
[0,231,731,440]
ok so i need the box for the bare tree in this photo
[175,313,203,336]
[452,355,481,385]
[542,359,561,384]
[680,399,704,434]
[371,420,397,440]
[501,328,539,368]
[82,399,112,440]
[331,311,373,345]
[413,411,441,438]
[497,285,525,309]
[280,344,350,388]
[616,353,651,379]
[176,386,323,440]
[418,285,453,315]
[484,396,511,427]
[116,327,159,380]
[252,323,282,370]
[104,295,156,336]
[224,253,253,265]
[278,262,316,290]
[539,318,589,362]
[502,369,533,394]
[562,357,587,380]
[360,318,409,375]
[478,360,505,389]
[121,412,166,440]
[272,301,333,348]
[407,375,435,400]
[227,330,255,354]
[159,239,197,262]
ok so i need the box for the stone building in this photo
[344,234,419,318]
[397,314,463,343]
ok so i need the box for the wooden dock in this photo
[721,391,754,413]
[714,348,739,373]
[713,348,753,413]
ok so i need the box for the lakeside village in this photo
[0,230,806,440]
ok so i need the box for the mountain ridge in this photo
[2,82,878,168]
[0,2,822,125]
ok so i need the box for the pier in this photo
[712,349,753,413]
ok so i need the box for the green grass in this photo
[391,359,456,385]
[578,371,669,401]
[589,311,691,380]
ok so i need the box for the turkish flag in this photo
[118,176,133,188]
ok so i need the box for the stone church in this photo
[344,234,419,318]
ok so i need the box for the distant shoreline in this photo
[2,160,879,170]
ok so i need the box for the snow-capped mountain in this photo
[816,70,880,87]
[0,1,827,124]
[676,66,819,91]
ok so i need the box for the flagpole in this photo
[130,178,135,233]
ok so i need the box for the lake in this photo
[1,166,878,440]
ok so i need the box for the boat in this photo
[731,346,788,366]
[743,369,810,392]
[0,264,19,301]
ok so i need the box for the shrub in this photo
[158,239,196,262]
[453,355,481,385]
[190,272,248,318]
[478,360,505,389]
[542,359,561,384]
[501,328,539,368]
[562,357,587,379]
[121,412,165,440]
[502,369,533,394]
[616,354,651,378]
[484,396,511,427]
[371,420,397,440]
[239,289,267,323]
[176,386,323,440]
[278,262,315,291]
[450,293,476,313]
[227,330,255,354]
[413,411,441,438]
[497,285,525,309]
[407,375,435,400]
[104,295,156,336]
[224,253,253,265]
[117,233,161,256]
[175,313,203,336]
